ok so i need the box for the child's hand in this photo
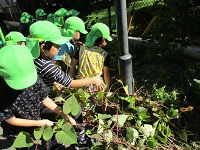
[40,119,54,126]
[53,82,62,90]
[93,75,106,91]
[68,116,77,126]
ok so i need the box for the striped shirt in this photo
[34,58,72,91]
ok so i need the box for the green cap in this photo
[68,9,80,16]
[26,38,40,59]
[85,23,112,47]
[20,17,30,23]
[21,12,31,18]
[61,16,87,38]
[54,16,64,27]
[55,8,68,17]
[29,20,70,44]
[30,15,35,20]
[47,13,55,23]
[5,31,26,42]
[0,45,37,90]
[5,31,40,59]
[35,8,46,18]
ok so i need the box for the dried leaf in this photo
[180,106,193,112]
[62,52,71,67]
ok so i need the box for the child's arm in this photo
[6,117,54,127]
[103,66,110,91]
[41,96,76,125]
[69,75,106,90]
[70,58,79,79]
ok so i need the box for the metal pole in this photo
[114,0,133,95]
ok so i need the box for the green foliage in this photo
[12,132,34,148]
[12,95,79,148]
[63,94,80,116]
[34,125,53,141]
[55,123,77,145]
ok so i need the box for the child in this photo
[29,20,103,149]
[70,23,112,92]
[0,45,76,149]
[35,8,46,21]
[19,12,32,37]
[5,31,26,45]
[53,16,88,73]
[47,13,55,23]
[29,20,105,92]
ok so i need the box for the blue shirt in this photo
[53,41,74,61]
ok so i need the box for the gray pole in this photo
[114,0,133,95]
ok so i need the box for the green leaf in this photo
[34,127,42,140]
[78,88,90,100]
[160,137,168,144]
[97,90,104,102]
[97,119,104,134]
[63,98,72,115]
[57,119,65,128]
[111,114,129,127]
[126,127,139,146]
[147,137,157,148]
[56,124,77,145]
[138,138,145,148]
[139,124,154,138]
[129,96,135,109]
[70,95,80,116]
[178,129,188,143]
[43,125,53,140]
[106,92,114,99]
[104,130,113,142]
[137,107,148,114]
[63,95,80,116]
[98,114,112,120]
[12,132,34,148]
[166,109,179,118]
[54,96,65,103]
[165,126,171,137]
[135,120,142,128]
[138,113,151,121]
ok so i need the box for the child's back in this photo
[71,23,112,91]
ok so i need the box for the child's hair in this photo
[39,41,53,60]
[94,37,104,46]
[40,41,53,50]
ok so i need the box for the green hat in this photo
[20,17,30,23]
[5,31,26,42]
[61,16,87,38]
[35,8,46,18]
[85,23,112,47]
[30,15,35,21]
[68,9,80,16]
[54,16,64,27]
[26,38,40,59]
[55,8,68,17]
[47,13,55,23]
[21,12,31,18]
[29,20,70,44]
[0,45,37,90]
[5,32,40,59]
